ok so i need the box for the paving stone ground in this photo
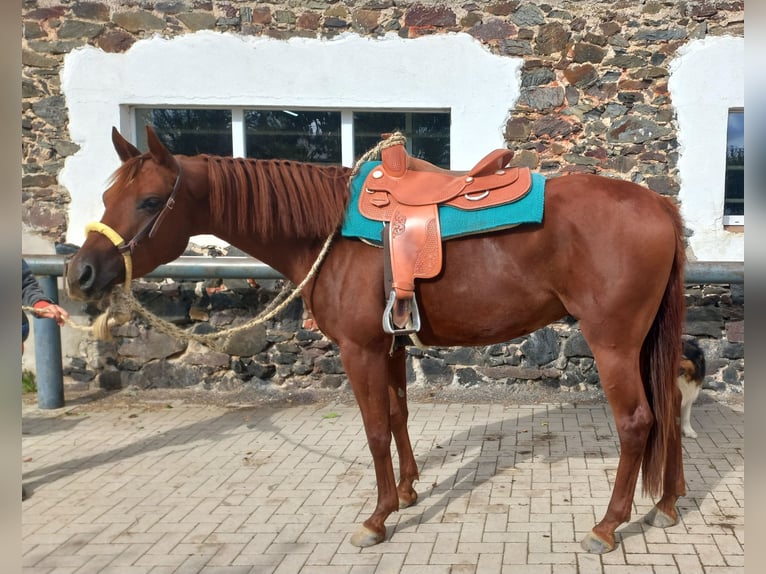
[21,387,744,574]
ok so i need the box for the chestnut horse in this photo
[66,127,686,553]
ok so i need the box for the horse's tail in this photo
[640,199,686,497]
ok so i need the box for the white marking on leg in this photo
[677,375,700,438]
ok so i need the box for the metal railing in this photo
[24,255,744,410]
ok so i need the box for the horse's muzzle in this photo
[65,252,121,301]
[66,256,96,301]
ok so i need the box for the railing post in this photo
[33,275,65,409]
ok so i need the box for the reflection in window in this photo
[135,108,233,156]
[724,109,744,225]
[245,110,341,163]
[133,107,451,167]
[354,111,450,168]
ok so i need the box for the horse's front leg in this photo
[388,346,419,509]
[340,339,401,547]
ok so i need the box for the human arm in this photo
[22,259,69,325]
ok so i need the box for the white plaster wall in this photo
[60,31,522,247]
[669,36,744,262]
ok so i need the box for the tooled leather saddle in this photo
[358,140,533,335]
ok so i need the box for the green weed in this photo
[22,369,37,393]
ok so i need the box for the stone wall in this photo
[22,0,745,393]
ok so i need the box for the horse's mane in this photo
[205,156,351,240]
[109,154,353,240]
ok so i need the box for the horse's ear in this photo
[111,127,141,162]
[146,125,176,169]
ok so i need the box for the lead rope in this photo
[21,305,94,335]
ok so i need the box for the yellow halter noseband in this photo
[84,222,134,292]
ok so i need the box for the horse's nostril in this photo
[78,263,95,290]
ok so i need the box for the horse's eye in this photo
[139,197,164,211]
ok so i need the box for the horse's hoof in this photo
[399,490,418,509]
[350,525,385,548]
[580,531,615,554]
[645,507,678,528]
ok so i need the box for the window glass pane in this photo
[354,111,407,162]
[135,108,232,156]
[354,111,451,168]
[411,113,451,168]
[724,109,744,218]
[245,110,341,163]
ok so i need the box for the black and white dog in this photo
[678,337,706,438]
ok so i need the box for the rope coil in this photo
[97,231,334,349]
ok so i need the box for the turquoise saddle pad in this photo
[341,161,546,244]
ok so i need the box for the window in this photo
[723,109,744,226]
[134,107,451,167]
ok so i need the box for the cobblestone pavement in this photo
[22,388,744,574]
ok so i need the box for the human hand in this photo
[32,301,69,326]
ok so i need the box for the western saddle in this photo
[358,138,532,335]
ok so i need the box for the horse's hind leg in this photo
[579,342,654,554]
[388,346,419,508]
